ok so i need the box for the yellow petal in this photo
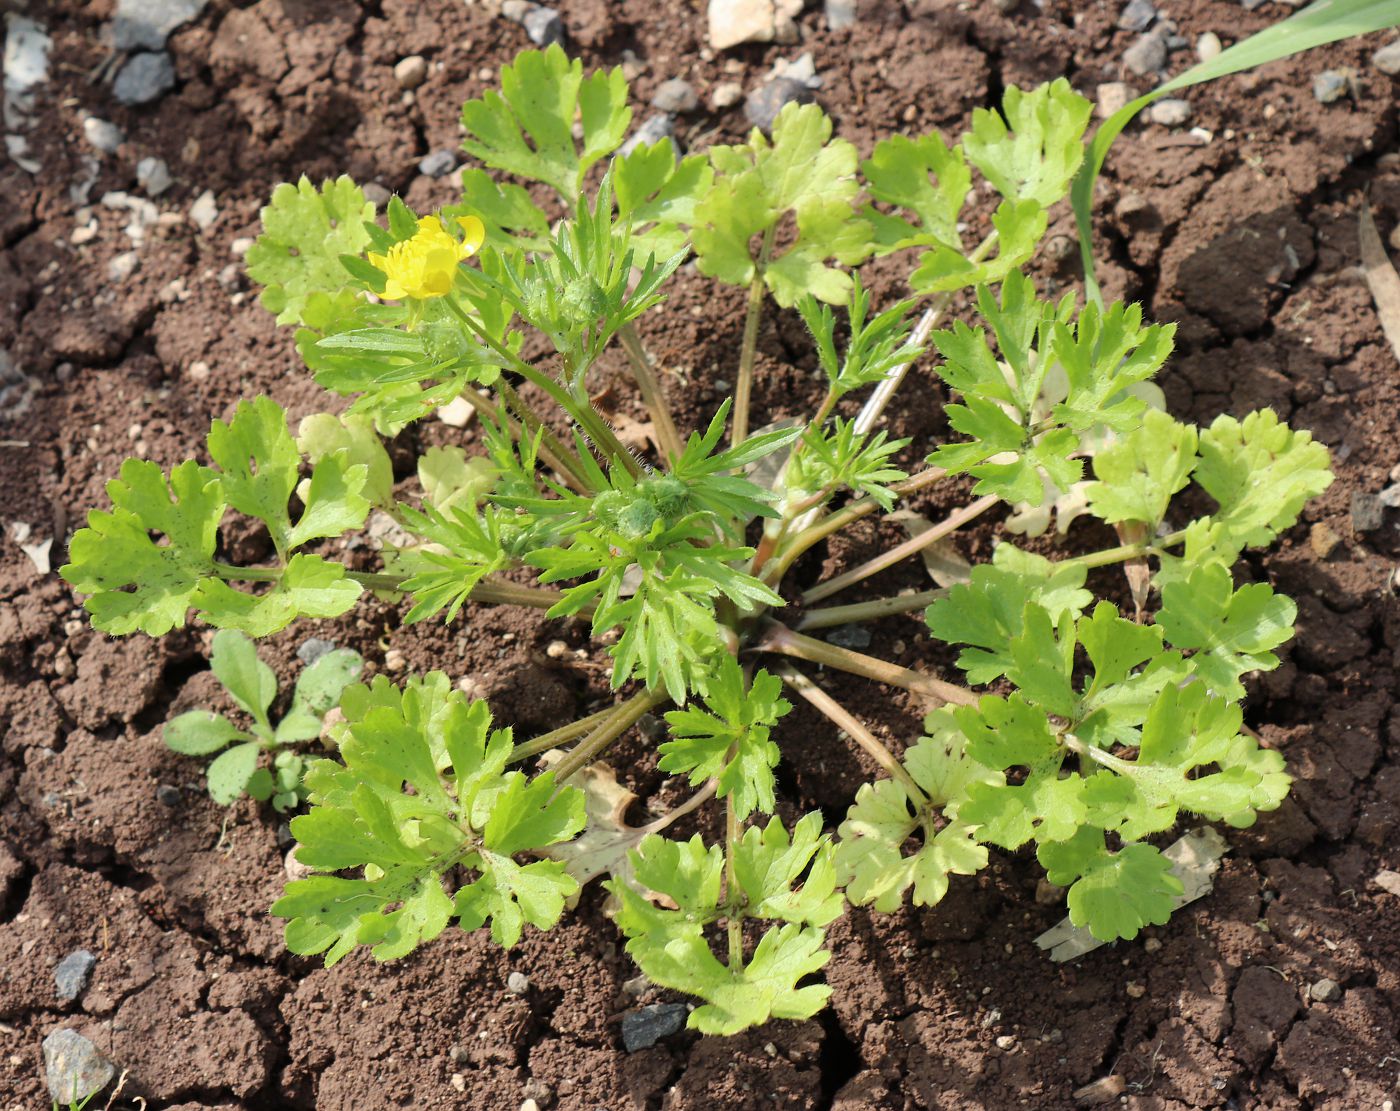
[456,214,485,258]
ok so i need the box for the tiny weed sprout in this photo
[61,46,1334,1035]
[164,630,363,810]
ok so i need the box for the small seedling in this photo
[164,630,362,810]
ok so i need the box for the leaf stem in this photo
[732,225,777,447]
[771,662,928,806]
[796,588,947,631]
[617,321,685,465]
[508,706,619,764]
[756,620,976,706]
[459,386,589,495]
[492,381,596,493]
[210,563,567,612]
[725,786,745,970]
[641,778,720,836]
[801,494,999,605]
[548,689,668,787]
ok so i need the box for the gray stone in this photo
[112,0,207,52]
[1118,0,1156,32]
[1351,491,1385,532]
[1309,978,1342,1003]
[1373,40,1400,76]
[419,149,457,178]
[113,51,176,106]
[506,971,530,995]
[620,1003,688,1052]
[394,55,428,90]
[825,0,857,30]
[108,251,140,282]
[1313,70,1349,104]
[297,637,338,665]
[82,117,124,154]
[136,156,171,196]
[620,113,675,157]
[1123,33,1167,77]
[826,624,872,650]
[1148,98,1191,126]
[743,77,814,133]
[501,0,534,22]
[652,78,698,114]
[43,1029,115,1105]
[523,6,564,46]
[1240,0,1267,9]
[54,950,97,1003]
[156,784,182,807]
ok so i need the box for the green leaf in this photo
[276,648,364,744]
[164,710,247,756]
[196,555,362,637]
[207,741,263,805]
[210,628,277,731]
[246,176,376,325]
[659,658,789,819]
[460,45,630,200]
[614,139,714,260]
[1086,408,1197,528]
[1156,562,1296,699]
[861,130,971,253]
[733,813,844,927]
[397,503,507,624]
[963,79,1092,208]
[273,677,585,964]
[287,452,370,551]
[1049,299,1174,433]
[60,458,225,636]
[458,169,552,250]
[296,412,395,508]
[417,445,499,514]
[207,396,300,553]
[1038,829,1182,942]
[1193,409,1334,551]
[911,197,1047,294]
[926,543,1093,684]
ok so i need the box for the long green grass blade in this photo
[1073,0,1400,301]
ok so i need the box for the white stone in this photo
[107,251,140,281]
[1148,98,1191,126]
[82,117,124,154]
[1095,82,1135,119]
[707,0,802,51]
[1373,39,1400,76]
[711,81,744,109]
[1196,31,1222,63]
[394,54,428,89]
[189,188,218,229]
[136,155,171,196]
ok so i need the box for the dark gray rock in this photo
[621,1003,688,1052]
[743,77,814,133]
[826,624,873,650]
[296,637,338,665]
[54,949,97,1004]
[1123,33,1167,77]
[156,784,182,807]
[112,0,207,52]
[620,113,675,157]
[1351,491,1385,532]
[419,149,457,178]
[43,1029,115,1104]
[523,6,564,46]
[113,51,176,105]
[652,78,699,114]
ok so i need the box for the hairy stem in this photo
[756,620,976,706]
[508,706,619,764]
[491,381,596,493]
[618,321,685,465]
[211,564,569,612]
[725,787,745,970]
[771,662,928,805]
[641,778,720,835]
[732,225,777,447]
[548,689,667,787]
[801,494,1000,605]
[796,588,947,631]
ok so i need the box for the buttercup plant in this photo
[60,46,1333,1035]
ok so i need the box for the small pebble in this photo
[362,182,392,207]
[711,80,744,109]
[545,640,569,659]
[1197,32,1223,63]
[43,1029,114,1105]
[284,848,314,882]
[1034,878,1064,905]
[1123,33,1167,77]
[419,149,457,178]
[1096,81,1135,119]
[1148,98,1191,126]
[825,624,872,650]
[82,117,124,155]
[108,251,140,282]
[1312,70,1349,104]
[523,6,564,46]
[995,1035,1016,1050]
[1351,491,1385,532]
[54,950,97,1004]
[744,77,814,132]
[113,50,176,106]
[1117,0,1156,32]
[521,1101,540,1111]
[136,156,171,196]
[501,0,534,21]
[189,189,218,230]
[1309,978,1342,1003]
[394,55,428,89]
[521,1078,554,1107]
[297,637,337,665]
[1309,521,1341,560]
[825,0,857,29]
[652,78,699,113]
[156,784,182,807]
[506,971,530,995]
[1374,40,1400,76]
[450,1073,467,1092]
[1125,981,1147,999]
[620,113,675,157]
[384,647,407,672]
[620,1003,688,1052]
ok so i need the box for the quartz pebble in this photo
[1123,33,1167,77]
[1374,40,1400,76]
[82,117,124,154]
[711,81,744,109]
[1148,98,1191,126]
[523,6,564,46]
[394,55,428,89]
[136,156,171,196]
[1197,31,1223,62]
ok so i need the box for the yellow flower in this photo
[368,214,485,300]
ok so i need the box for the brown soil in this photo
[3,0,1400,1107]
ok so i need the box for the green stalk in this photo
[211,563,569,612]
[493,381,596,493]
[547,689,667,787]
[796,588,947,631]
[508,706,618,764]
[772,662,928,805]
[756,620,976,706]
[468,383,591,495]
[732,225,778,447]
[801,494,999,606]
[725,787,745,970]
[618,322,685,465]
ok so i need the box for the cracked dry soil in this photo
[3,0,1400,1107]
